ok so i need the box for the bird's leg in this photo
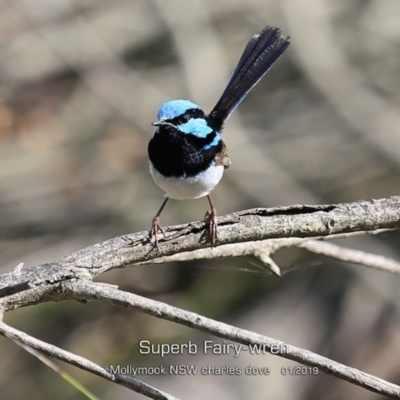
[205,195,217,246]
[150,198,169,248]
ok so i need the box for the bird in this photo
[148,25,290,247]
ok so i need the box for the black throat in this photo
[148,125,222,178]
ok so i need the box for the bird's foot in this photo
[205,209,217,246]
[150,216,165,249]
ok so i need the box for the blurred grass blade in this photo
[9,337,99,400]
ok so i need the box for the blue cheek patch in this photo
[179,118,213,137]
[179,119,220,150]
[157,100,200,120]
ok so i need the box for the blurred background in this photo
[1,0,400,399]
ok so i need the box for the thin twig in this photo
[142,231,400,276]
[0,321,179,400]
[300,240,400,274]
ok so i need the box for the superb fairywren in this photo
[148,25,290,247]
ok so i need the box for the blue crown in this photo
[157,99,200,120]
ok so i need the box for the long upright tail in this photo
[208,26,290,129]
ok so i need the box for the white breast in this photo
[149,162,224,200]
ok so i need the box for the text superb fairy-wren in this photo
[148,25,290,247]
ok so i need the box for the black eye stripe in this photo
[168,108,205,125]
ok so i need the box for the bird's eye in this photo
[180,114,190,123]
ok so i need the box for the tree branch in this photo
[0,196,399,297]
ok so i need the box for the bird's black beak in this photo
[152,120,174,128]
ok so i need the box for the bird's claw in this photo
[150,216,165,249]
[205,209,217,246]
